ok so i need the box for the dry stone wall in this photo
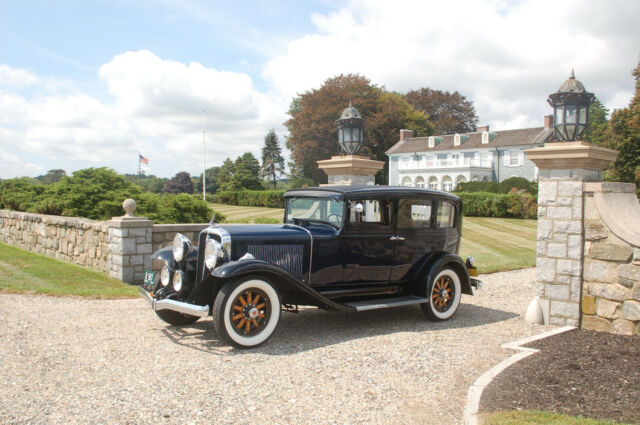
[0,210,109,272]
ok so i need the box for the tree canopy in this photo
[216,153,263,191]
[163,171,194,194]
[37,169,66,184]
[261,130,285,189]
[196,166,221,195]
[588,98,609,146]
[404,88,478,135]
[604,60,640,185]
[285,74,432,184]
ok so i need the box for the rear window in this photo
[436,201,456,228]
[397,199,432,229]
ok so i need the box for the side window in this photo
[397,199,432,229]
[348,199,391,231]
[436,201,456,229]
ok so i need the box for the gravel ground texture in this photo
[0,268,552,425]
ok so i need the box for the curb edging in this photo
[463,326,576,425]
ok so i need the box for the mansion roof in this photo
[385,127,552,155]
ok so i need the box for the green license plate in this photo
[143,271,156,288]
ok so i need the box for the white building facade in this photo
[386,120,553,191]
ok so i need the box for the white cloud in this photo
[264,0,640,130]
[0,52,287,179]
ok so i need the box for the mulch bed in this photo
[480,329,640,424]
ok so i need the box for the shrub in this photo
[0,168,221,224]
[214,190,286,208]
[459,192,537,219]
[455,177,537,195]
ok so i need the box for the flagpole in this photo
[202,109,206,201]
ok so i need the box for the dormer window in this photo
[482,131,489,144]
[454,134,460,146]
[428,136,435,148]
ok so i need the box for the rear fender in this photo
[419,253,473,296]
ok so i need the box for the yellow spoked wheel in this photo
[230,289,269,336]
[422,267,462,321]
[213,277,280,349]
[432,276,454,313]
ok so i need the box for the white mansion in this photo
[386,116,554,191]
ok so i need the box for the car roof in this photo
[284,185,461,202]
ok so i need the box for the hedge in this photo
[214,190,286,208]
[458,192,537,219]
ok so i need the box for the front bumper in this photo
[138,286,210,317]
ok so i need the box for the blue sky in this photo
[1,0,639,179]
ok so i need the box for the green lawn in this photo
[0,242,139,298]
[482,410,633,425]
[212,203,536,274]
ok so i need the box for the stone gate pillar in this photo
[525,141,617,326]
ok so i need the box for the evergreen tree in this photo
[588,98,609,146]
[231,152,263,190]
[216,159,235,192]
[261,130,285,189]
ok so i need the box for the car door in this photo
[390,197,438,282]
[341,197,394,284]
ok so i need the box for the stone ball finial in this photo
[122,199,137,217]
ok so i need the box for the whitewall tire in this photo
[421,267,462,321]
[213,277,280,349]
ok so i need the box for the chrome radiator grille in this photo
[247,244,304,277]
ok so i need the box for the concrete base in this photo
[525,141,618,178]
[317,155,384,186]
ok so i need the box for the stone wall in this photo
[535,178,584,327]
[0,208,209,284]
[0,210,109,272]
[151,224,209,252]
[581,183,640,335]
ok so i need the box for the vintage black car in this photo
[139,185,480,348]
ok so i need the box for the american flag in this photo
[139,154,149,165]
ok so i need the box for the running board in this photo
[344,295,428,311]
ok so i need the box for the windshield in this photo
[285,197,344,227]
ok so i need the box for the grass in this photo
[482,410,633,425]
[0,242,139,298]
[211,203,536,274]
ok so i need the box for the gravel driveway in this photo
[0,268,552,425]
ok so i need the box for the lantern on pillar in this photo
[337,102,364,155]
[547,70,595,141]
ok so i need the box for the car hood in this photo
[217,224,312,241]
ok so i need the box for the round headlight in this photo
[160,265,170,287]
[172,270,184,292]
[204,238,222,269]
[172,233,191,262]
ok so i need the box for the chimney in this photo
[400,129,414,141]
[544,115,553,129]
[476,125,489,132]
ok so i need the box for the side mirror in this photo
[354,203,364,214]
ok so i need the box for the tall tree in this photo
[285,74,431,184]
[604,60,640,185]
[588,98,609,146]
[232,152,263,190]
[216,159,236,192]
[404,88,478,135]
[261,130,285,189]
[197,166,221,195]
[162,171,194,194]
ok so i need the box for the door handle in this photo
[389,236,406,241]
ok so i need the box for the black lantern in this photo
[337,102,364,155]
[547,70,595,141]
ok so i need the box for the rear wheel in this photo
[421,266,462,321]
[213,276,280,349]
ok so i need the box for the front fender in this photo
[423,253,473,295]
[151,246,177,269]
[211,260,355,312]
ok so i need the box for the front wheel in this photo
[212,276,281,349]
[421,267,462,321]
